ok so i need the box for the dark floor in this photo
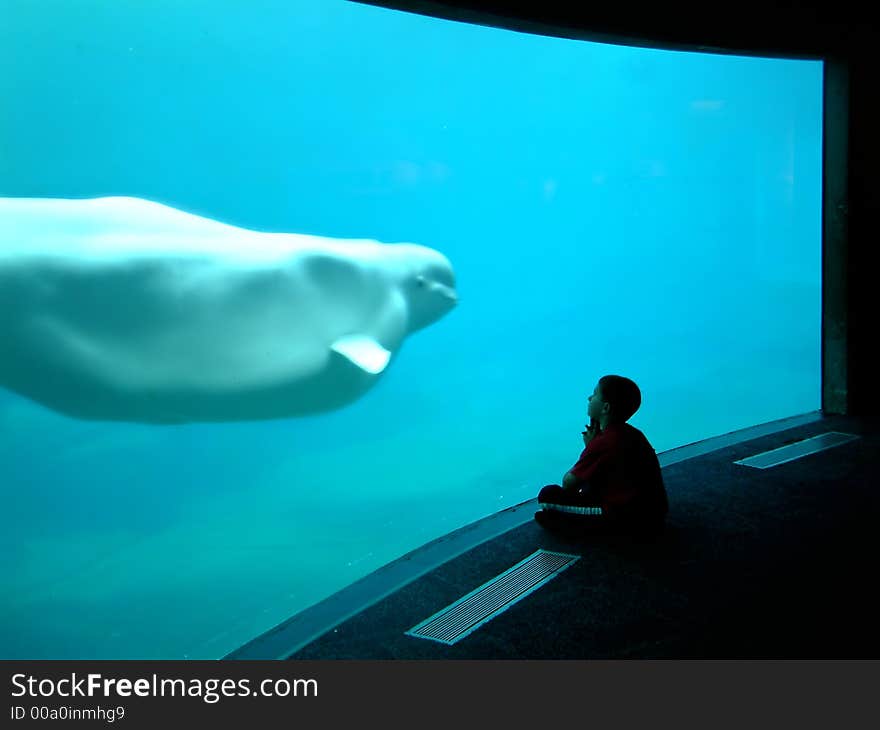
[287,414,879,659]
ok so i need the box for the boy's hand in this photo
[581,419,599,447]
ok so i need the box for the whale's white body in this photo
[0,197,457,423]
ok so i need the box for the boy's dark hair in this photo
[598,375,641,422]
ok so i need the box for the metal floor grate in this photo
[406,549,579,645]
[734,431,860,469]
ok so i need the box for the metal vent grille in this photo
[734,431,860,469]
[406,549,579,645]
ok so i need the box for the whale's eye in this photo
[415,275,426,288]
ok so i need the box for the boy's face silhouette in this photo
[587,382,609,425]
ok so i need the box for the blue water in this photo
[0,0,822,658]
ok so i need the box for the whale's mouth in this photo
[433,282,458,306]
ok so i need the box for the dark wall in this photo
[357,1,879,415]
[846,43,880,416]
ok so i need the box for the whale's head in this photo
[389,244,458,333]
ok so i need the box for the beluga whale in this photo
[0,196,458,424]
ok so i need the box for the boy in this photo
[535,375,668,538]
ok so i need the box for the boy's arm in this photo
[562,423,605,494]
[562,470,598,502]
[563,422,600,486]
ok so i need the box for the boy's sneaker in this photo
[534,509,589,537]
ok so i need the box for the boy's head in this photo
[589,375,641,424]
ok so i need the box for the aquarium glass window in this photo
[0,0,822,658]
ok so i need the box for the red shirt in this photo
[569,422,668,518]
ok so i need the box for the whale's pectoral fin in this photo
[330,335,392,375]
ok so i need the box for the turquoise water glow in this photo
[0,0,822,658]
